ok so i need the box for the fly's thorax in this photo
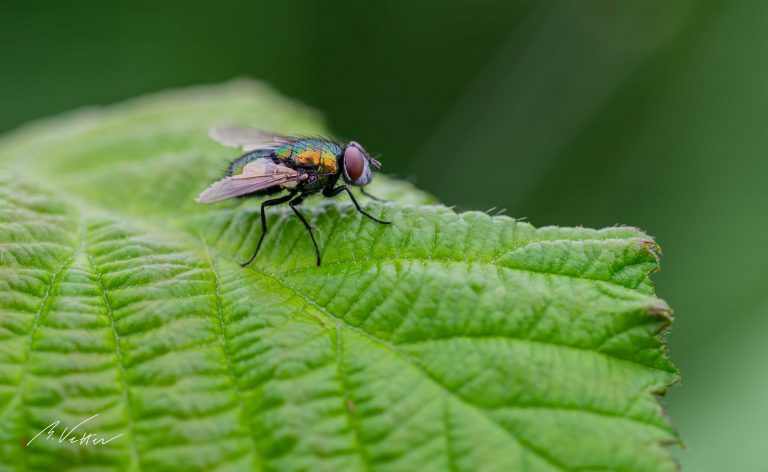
[273,139,342,175]
[297,172,336,193]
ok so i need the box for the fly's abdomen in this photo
[226,149,273,176]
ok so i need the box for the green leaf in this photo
[0,80,678,471]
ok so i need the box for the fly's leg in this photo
[360,187,386,202]
[241,192,295,267]
[288,194,322,267]
[323,185,392,225]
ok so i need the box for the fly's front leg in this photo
[360,187,386,202]
[241,191,295,266]
[323,185,391,225]
[288,194,322,266]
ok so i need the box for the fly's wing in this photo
[209,126,293,151]
[196,158,306,204]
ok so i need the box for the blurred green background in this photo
[1,0,765,469]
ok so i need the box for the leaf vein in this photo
[85,244,142,470]
[201,234,261,469]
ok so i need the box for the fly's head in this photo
[341,141,381,187]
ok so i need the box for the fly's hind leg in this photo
[241,191,295,267]
[288,194,322,266]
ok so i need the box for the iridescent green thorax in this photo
[274,139,343,175]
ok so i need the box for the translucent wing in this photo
[209,126,292,151]
[196,158,306,204]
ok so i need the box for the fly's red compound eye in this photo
[344,145,365,181]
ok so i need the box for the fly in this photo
[196,127,390,266]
